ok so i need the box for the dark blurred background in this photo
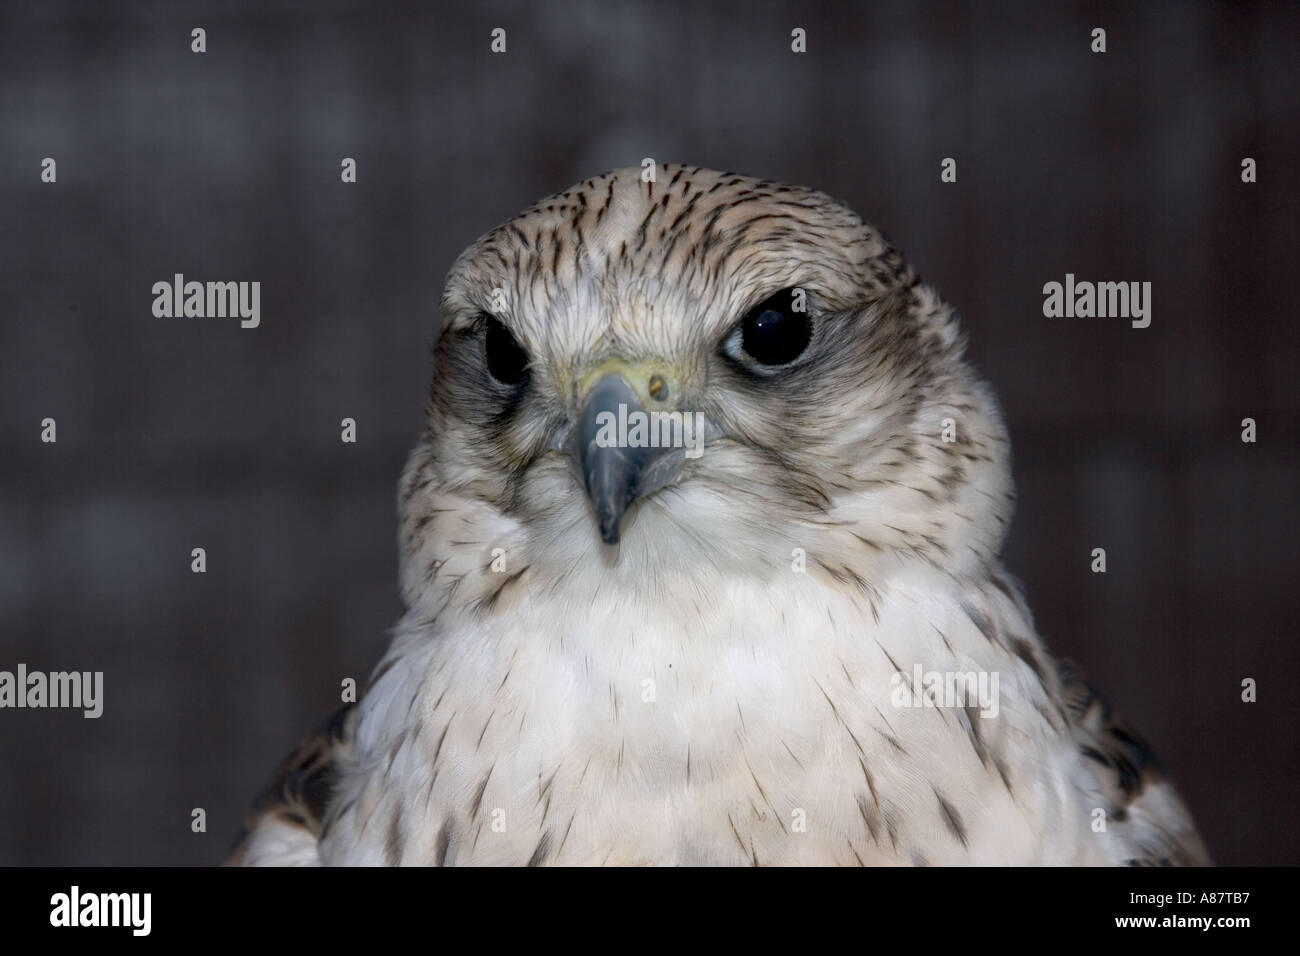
[1,0,1296,865]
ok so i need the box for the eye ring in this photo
[722,287,814,372]
[482,314,530,385]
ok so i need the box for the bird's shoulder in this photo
[1055,659,1211,866]
[225,703,359,866]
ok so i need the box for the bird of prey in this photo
[228,164,1209,866]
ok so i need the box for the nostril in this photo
[648,374,667,401]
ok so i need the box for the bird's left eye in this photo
[723,288,813,370]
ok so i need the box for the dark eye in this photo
[728,288,813,369]
[483,315,530,385]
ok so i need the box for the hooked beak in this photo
[568,373,688,545]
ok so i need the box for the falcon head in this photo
[398,165,1012,611]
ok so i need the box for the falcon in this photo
[228,165,1209,866]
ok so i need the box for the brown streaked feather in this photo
[1056,659,1211,866]
[224,703,358,865]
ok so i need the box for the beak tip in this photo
[598,516,622,545]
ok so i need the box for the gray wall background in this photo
[1,0,1296,865]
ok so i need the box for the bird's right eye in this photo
[483,315,530,385]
